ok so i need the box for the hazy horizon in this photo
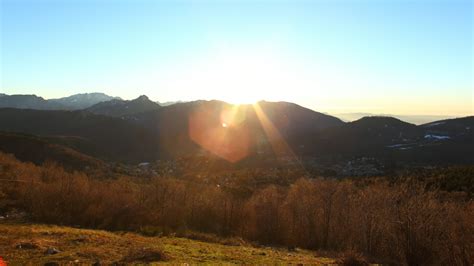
[0,90,467,125]
[1,0,473,116]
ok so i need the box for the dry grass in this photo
[0,222,335,264]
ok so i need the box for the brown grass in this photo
[0,222,334,264]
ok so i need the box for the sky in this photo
[1,0,473,116]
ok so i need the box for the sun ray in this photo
[252,102,306,171]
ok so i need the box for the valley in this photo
[0,93,472,265]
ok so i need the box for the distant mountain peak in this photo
[157,100,186,106]
[353,116,416,128]
[61,92,120,99]
[86,95,160,117]
[50,92,120,109]
[357,116,405,123]
[136,95,150,101]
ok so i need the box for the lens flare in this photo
[188,103,250,163]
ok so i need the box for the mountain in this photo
[86,95,161,117]
[0,99,344,163]
[0,108,161,163]
[334,112,457,125]
[421,116,474,137]
[389,116,474,164]
[295,116,423,156]
[0,131,105,170]
[127,100,343,132]
[0,93,120,110]
[298,116,474,163]
[0,98,472,165]
[256,101,344,135]
[121,100,344,160]
[0,93,6,97]
[157,100,186,106]
[50,93,120,109]
[339,116,422,143]
[0,94,66,110]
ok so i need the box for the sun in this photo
[188,48,294,104]
[155,46,308,104]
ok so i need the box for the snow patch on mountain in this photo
[424,134,450,140]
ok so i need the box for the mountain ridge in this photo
[0,101,472,165]
[85,95,161,117]
[2,92,468,124]
[0,93,120,110]
[50,92,121,109]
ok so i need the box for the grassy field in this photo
[0,222,336,264]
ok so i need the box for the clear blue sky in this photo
[1,0,472,115]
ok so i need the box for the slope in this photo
[0,132,105,171]
[0,223,335,265]
[0,108,160,163]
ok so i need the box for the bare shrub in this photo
[1,152,472,265]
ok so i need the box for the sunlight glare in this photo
[166,47,313,105]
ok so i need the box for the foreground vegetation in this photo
[0,223,335,264]
[1,152,473,265]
